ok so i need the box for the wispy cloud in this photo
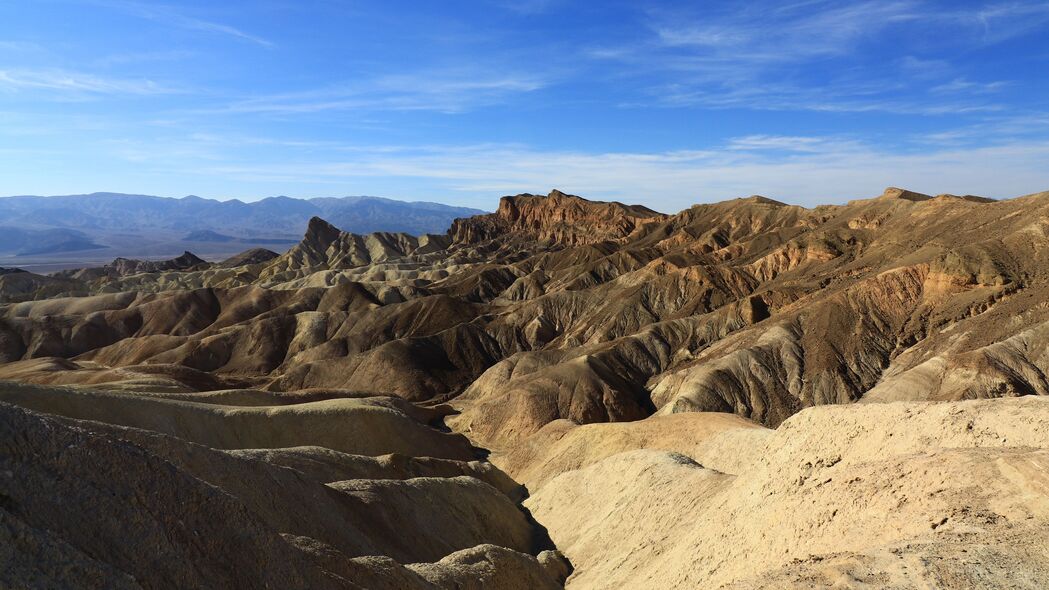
[211,71,549,115]
[726,135,866,153]
[930,77,1009,94]
[914,112,1049,145]
[83,0,273,47]
[588,1,1048,114]
[252,139,1049,207]
[652,1,1049,62]
[655,1,921,60]
[963,2,1049,43]
[0,68,173,95]
[100,130,1049,210]
[649,78,1004,115]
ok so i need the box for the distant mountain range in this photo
[0,193,487,265]
[0,193,486,236]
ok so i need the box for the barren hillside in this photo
[4,187,1049,588]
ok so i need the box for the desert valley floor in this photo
[5,188,1049,588]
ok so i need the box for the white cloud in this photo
[649,79,1004,115]
[0,68,173,95]
[964,2,1049,42]
[652,1,1049,62]
[119,134,1049,211]
[726,135,865,152]
[655,1,921,59]
[930,77,1009,94]
[589,1,1048,114]
[211,71,549,115]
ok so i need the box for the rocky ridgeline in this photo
[449,189,666,245]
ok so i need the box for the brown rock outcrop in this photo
[449,189,666,245]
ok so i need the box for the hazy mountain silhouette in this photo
[0,193,487,269]
[0,192,487,237]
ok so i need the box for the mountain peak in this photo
[307,215,340,234]
[174,251,205,265]
[303,216,343,249]
[451,190,665,245]
[739,195,789,206]
[878,187,932,201]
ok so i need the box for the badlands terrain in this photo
[4,187,1049,588]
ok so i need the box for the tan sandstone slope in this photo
[524,398,1049,589]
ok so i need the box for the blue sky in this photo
[1,0,1048,211]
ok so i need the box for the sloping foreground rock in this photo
[0,384,567,589]
[0,382,478,460]
[524,398,1049,589]
[494,411,766,490]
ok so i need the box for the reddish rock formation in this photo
[449,189,666,245]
